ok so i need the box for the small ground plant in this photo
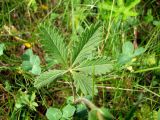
[34,23,113,119]
[0,0,160,120]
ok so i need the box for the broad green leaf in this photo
[74,58,113,75]
[122,41,134,56]
[132,47,145,57]
[62,104,76,118]
[72,72,97,95]
[0,43,5,56]
[72,24,103,66]
[34,70,66,88]
[46,107,62,120]
[39,24,68,66]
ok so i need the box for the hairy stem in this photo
[68,72,76,101]
[74,97,104,120]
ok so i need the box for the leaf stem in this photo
[69,72,76,101]
[74,97,105,120]
[74,97,97,110]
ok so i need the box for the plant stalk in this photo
[74,97,105,120]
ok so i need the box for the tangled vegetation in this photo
[0,0,160,120]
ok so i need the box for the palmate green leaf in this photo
[72,24,103,66]
[73,58,113,75]
[72,72,97,95]
[39,24,68,66]
[34,70,66,88]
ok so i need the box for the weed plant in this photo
[0,0,160,120]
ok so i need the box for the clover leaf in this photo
[118,41,145,65]
[46,104,76,120]
[22,49,41,75]
[62,104,76,119]
[46,107,62,120]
